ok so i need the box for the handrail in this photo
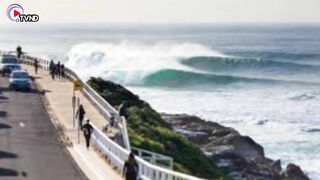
[14,53,204,180]
[132,147,173,169]
[90,123,203,180]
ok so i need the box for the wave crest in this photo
[66,41,320,87]
[66,41,226,83]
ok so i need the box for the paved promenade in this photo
[0,76,86,180]
[22,64,123,180]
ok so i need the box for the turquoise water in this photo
[0,24,319,179]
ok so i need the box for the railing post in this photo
[121,116,131,151]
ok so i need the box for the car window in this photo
[12,72,29,79]
[9,65,21,70]
[2,58,18,64]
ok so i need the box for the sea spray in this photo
[66,41,226,82]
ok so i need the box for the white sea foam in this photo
[127,86,320,179]
[66,41,226,84]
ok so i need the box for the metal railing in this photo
[132,147,173,170]
[17,54,203,180]
[91,123,203,180]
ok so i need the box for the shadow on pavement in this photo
[0,96,8,100]
[0,87,47,95]
[30,76,42,80]
[0,168,19,177]
[0,123,11,129]
[0,151,18,159]
[0,111,7,117]
[0,87,11,92]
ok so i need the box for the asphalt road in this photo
[0,76,86,180]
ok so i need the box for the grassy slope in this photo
[88,77,226,179]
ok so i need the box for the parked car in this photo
[1,64,22,77]
[0,55,19,74]
[9,70,32,91]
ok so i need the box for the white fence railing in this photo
[132,147,173,170]
[91,123,203,180]
[15,53,203,180]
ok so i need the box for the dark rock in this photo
[161,113,309,180]
[272,159,282,174]
[225,135,264,160]
[162,113,264,161]
[281,163,310,180]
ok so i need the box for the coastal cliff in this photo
[161,114,310,180]
[88,77,309,180]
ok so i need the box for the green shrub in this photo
[88,77,226,179]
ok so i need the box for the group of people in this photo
[49,60,65,80]
[76,101,138,180]
[75,104,93,149]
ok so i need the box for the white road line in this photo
[19,122,25,127]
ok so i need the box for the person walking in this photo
[56,61,61,78]
[49,60,54,69]
[76,104,86,128]
[50,62,56,80]
[34,59,39,74]
[123,152,139,180]
[16,46,23,59]
[49,60,54,74]
[81,119,93,149]
[61,64,65,77]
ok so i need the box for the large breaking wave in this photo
[66,42,320,88]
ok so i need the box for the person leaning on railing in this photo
[118,101,129,118]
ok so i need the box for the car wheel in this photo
[9,85,14,91]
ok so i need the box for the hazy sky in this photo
[1,0,320,24]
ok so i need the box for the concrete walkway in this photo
[22,65,123,180]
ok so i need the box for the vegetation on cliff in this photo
[88,77,226,179]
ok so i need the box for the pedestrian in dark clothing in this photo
[118,101,129,118]
[49,60,54,72]
[50,63,56,80]
[61,64,65,77]
[56,62,61,78]
[16,46,22,59]
[76,104,86,128]
[110,114,116,127]
[81,119,93,149]
[34,59,39,74]
[123,152,139,180]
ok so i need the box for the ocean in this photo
[1,24,319,179]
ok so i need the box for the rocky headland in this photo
[161,114,310,180]
[88,77,310,180]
